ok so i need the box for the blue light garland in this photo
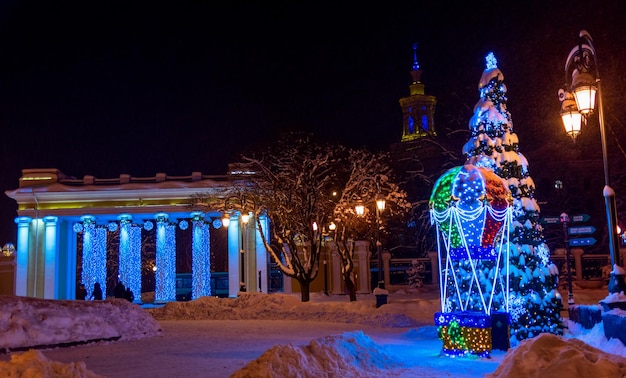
[155,215,177,302]
[191,214,211,299]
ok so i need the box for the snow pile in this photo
[486,333,626,377]
[1,287,625,377]
[147,292,427,327]
[602,291,626,303]
[0,296,161,350]
[231,331,402,378]
[0,349,103,378]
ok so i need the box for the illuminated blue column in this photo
[80,216,107,299]
[255,214,269,293]
[14,216,32,296]
[118,214,132,292]
[118,215,142,302]
[128,224,142,301]
[227,214,241,297]
[42,216,59,299]
[191,212,211,299]
[155,214,176,302]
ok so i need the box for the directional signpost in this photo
[569,237,597,247]
[571,214,590,223]
[541,216,560,225]
[567,214,595,247]
[568,226,596,235]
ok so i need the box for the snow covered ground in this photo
[1,284,626,377]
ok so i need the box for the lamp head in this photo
[355,203,365,216]
[571,70,597,116]
[558,89,582,140]
[222,213,230,228]
[376,196,386,212]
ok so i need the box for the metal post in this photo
[240,218,246,292]
[376,207,383,288]
[323,258,328,296]
[563,31,622,293]
[561,213,574,305]
[598,81,621,271]
[323,240,329,295]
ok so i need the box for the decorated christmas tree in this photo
[461,52,564,345]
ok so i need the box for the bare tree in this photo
[229,133,339,302]
[330,148,411,301]
[191,132,409,302]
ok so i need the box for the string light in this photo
[155,214,177,302]
[430,164,513,356]
[191,213,211,299]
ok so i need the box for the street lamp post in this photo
[560,213,574,305]
[559,30,622,293]
[325,222,336,296]
[375,195,386,289]
[240,212,249,292]
[355,194,386,289]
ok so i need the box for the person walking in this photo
[76,283,87,300]
[91,282,103,300]
[114,281,126,299]
[124,287,134,302]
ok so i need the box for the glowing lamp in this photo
[328,222,336,231]
[355,203,365,216]
[222,214,230,228]
[561,110,582,139]
[376,196,386,212]
[571,70,597,115]
[558,89,582,140]
[241,213,250,224]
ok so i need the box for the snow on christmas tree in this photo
[462,52,564,345]
[406,259,425,289]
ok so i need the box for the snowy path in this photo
[7,319,502,377]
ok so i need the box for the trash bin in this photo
[373,282,389,308]
[375,294,388,308]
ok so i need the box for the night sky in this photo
[1,1,626,244]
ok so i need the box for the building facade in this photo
[5,168,374,301]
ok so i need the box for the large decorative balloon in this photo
[430,164,511,261]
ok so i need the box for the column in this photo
[81,215,107,299]
[127,223,142,301]
[14,216,32,296]
[191,212,210,299]
[155,213,176,302]
[42,216,59,299]
[227,214,241,297]
[118,214,133,296]
[383,250,392,289]
[572,248,584,281]
[255,214,269,293]
[354,240,370,293]
[331,246,342,295]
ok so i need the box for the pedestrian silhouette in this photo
[76,283,87,300]
[124,287,134,302]
[114,281,126,299]
[91,282,103,300]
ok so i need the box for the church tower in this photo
[389,44,444,257]
[399,43,437,141]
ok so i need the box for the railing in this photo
[378,254,612,289]
[551,254,610,282]
[371,257,433,290]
